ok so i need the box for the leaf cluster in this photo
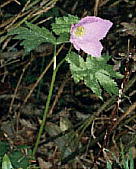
[51,14,79,35]
[0,141,31,169]
[8,15,79,52]
[8,22,56,52]
[66,52,123,99]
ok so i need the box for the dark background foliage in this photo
[0,0,135,168]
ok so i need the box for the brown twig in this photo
[111,101,136,131]
[22,44,64,105]
[94,0,100,16]
[6,0,31,30]
[104,39,134,147]
[9,56,34,113]
[48,71,70,115]
[0,0,21,8]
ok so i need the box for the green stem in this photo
[32,52,66,157]
[53,45,57,70]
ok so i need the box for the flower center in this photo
[74,26,85,37]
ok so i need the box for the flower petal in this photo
[70,16,113,57]
[78,40,103,57]
[77,16,113,40]
[70,37,80,50]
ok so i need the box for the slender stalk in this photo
[53,45,57,70]
[32,52,66,157]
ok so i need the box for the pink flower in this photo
[70,16,113,57]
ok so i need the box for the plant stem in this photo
[32,53,66,157]
[53,45,57,70]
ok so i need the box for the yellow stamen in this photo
[74,26,85,37]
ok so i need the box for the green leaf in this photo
[129,148,134,169]
[66,51,85,68]
[45,7,60,18]
[56,33,70,44]
[2,154,13,169]
[52,14,79,35]
[106,161,112,169]
[8,22,56,52]
[85,74,102,99]
[9,151,29,169]
[95,70,119,96]
[66,52,86,83]
[0,141,10,156]
[66,52,123,98]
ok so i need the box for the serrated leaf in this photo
[26,22,56,43]
[56,33,70,44]
[84,74,102,99]
[2,154,13,169]
[66,52,86,83]
[8,22,56,52]
[88,55,124,79]
[66,51,84,68]
[52,14,79,35]
[66,52,123,98]
[95,70,119,95]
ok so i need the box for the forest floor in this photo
[0,0,136,168]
